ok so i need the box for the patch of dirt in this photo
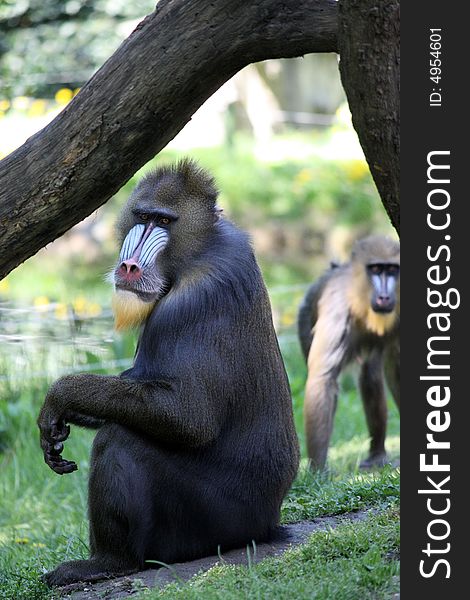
[58,510,371,599]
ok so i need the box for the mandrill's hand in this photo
[38,395,77,475]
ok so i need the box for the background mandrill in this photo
[298,235,400,470]
[38,159,299,586]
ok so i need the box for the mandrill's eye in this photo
[158,216,171,226]
[368,264,382,275]
[386,265,400,276]
[140,213,150,222]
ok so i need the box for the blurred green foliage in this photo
[1,137,393,301]
[0,7,400,591]
[0,308,399,597]
[147,140,383,226]
[0,0,155,99]
[0,138,399,597]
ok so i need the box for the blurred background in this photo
[0,1,397,464]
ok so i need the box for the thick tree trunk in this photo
[338,0,400,232]
[0,0,337,280]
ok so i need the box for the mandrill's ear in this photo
[213,206,223,222]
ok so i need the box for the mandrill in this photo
[298,235,400,470]
[37,159,299,586]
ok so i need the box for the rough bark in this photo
[0,0,337,280]
[338,0,400,232]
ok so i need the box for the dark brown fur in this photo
[38,160,299,586]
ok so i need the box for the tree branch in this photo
[338,0,400,232]
[0,0,337,279]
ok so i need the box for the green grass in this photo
[0,137,399,599]
[282,466,399,524]
[0,281,400,599]
[0,338,399,599]
[141,508,399,600]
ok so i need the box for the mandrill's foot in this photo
[42,558,138,587]
[360,452,389,470]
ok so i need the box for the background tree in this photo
[0,0,154,98]
[338,0,400,233]
[0,0,399,281]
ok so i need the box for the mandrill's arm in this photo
[38,372,221,475]
[304,275,351,470]
[66,412,106,429]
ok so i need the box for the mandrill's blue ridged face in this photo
[112,217,173,331]
[110,159,221,331]
[116,223,169,290]
[119,224,169,268]
[367,263,400,314]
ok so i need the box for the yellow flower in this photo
[0,99,10,112]
[345,160,369,181]
[55,303,69,320]
[0,278,10,294]
[87,302,102,318]
[34,296,50,312]
[28,99,48,117]
[295,168,313,185]
[280,312,295,327]
[72,297,102,318]
[55,88,73,106]
[15,537,30,545]
[73,296,87,315]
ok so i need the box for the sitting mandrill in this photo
[38,159,299,586]
[298,235,400,470]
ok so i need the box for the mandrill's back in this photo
[297,264,342,361]
[39,160,300,584]
[129,217,299,509]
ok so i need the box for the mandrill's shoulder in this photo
[153,220,266,328]
[209,218,265,287]
[212,218,254,259]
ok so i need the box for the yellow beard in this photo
[347,268,398,336]
[362,308,397,337]
[111,290,155,331]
